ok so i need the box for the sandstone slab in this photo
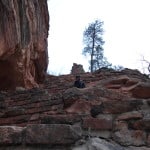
[25,124,81,145]
[82,117,113,130]
[0,126,24,145]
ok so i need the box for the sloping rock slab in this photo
[73,138,125,150]
[131,82,150,98]
[0,126,24,145]
[73,138,150,150]
[25,124,81,145]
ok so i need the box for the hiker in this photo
[74,75,85,88]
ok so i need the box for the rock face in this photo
[0,0,49,90]
[71,63,85,75]
[0,68,150,149]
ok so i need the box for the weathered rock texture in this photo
[71,63,85,75]
[0,0,49,90]
[0,68,150,149]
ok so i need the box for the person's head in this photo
[76,75,80,81]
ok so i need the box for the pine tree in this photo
[83,19,111,72]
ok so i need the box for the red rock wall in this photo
[0,69,150,149]
[0,0,49,90]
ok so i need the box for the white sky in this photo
[47,0,150,75]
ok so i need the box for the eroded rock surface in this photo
[71,63,85,75]
[0,0,49,90]
[0,68,150,149]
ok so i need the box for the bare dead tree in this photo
[140,55,150,75]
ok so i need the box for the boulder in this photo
[71,63,85,75]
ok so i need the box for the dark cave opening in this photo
[0,60,16,90]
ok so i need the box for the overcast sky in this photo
[47,0,150,75]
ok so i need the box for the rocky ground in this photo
[0,68,150,150]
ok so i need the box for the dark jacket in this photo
[74,80,85,88]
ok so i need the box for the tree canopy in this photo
[82,19,111,72]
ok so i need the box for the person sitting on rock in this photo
[74,75,85,88]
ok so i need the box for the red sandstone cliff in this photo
[0,0,49,90]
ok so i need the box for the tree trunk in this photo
[91,26,95,73]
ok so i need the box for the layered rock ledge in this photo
[0,68,150,149]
